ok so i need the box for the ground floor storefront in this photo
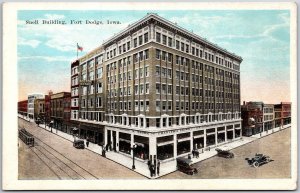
[104,121,242,168]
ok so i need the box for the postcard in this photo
[2,2,297,190]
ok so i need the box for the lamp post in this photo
[131,144,137,170]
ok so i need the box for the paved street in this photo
[19,117,291,180]
[18,118,145,179]
[162,127,291,179]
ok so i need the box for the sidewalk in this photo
[17,115,289,179]
[251,125,291,139]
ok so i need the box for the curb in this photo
[19,117,150,179]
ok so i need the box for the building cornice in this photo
[102,13,242,62]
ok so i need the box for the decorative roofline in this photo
[102,13,242,61]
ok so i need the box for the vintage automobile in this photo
[176,157,198,175]
[215,148,234,158]
[245,153,271,168]
[73,139,85,149]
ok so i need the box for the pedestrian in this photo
[86,139,89,147]
[192,149,195,158]
[102,146,106,157]
[157,161,160,176]
[150,164,155,177]
[147,160,151,169]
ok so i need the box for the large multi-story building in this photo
[27,93,44,120]
[71,13,242,163]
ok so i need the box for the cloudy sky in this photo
[18,10,290,103]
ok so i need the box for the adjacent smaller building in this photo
[27,93,44,120]
[18,100,28,117]
[242,101,291,137]
[274,102,291,127]
[50,92,73,134]
[241,101,263,136]
[34,98,45,121]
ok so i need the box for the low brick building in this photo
[241,101,263,136]
[274,102,291,127]
[18,100,28,117]
[242,101,291,137]
[50,92,72,133]
[34,98,45,122]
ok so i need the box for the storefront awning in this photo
[206,132,216,136]
[193,135,204,139]
[119,138,131,143]
[157,141,174,147]
[177,137,190,143]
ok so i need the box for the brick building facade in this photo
[71,13,243,163]
[18,100,28,117]
[242,101,291,137]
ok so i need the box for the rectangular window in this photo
[156,32,161,43]
[176,40,180,49]
[144,49,149,59]
[145,66,149,77]
[162,35,167,45]
[176,71,180,80]
[168,37,172,47]
[162,51,166,60]
[168,85,172,94]
[156,84,161,94]
[162,101,167,111]
[145,83,149,94]
[186,44,189,53]
[181,42,184,51]
[140,84,144,94]
[134,38,137,47]
[161,68,166,77]
[156,49,161,59]
[162,84,166,94]
[167,69,172,78]
[168,53,172,62]
[156,101,160,111]
[144,32,148,43]
[176,101,180,110]
[176,86,180,95]
[156,66,160,76]
[123,44,126,52]
[139,35,143,45]
[127,42,130,50]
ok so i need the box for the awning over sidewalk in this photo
[157,141,174,147]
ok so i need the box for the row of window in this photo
[106,32,149,60]
[155,49,240,79]
[105,112,240,128]
[155,31,239,71]
[80,97,103,108]
[107,100,150,112]
[81,83,103,95]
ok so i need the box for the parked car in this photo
[215,148,234,158]
[245,153,271,168]
[176,157,198,175]
[73,139,85,149]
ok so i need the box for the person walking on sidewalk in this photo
[157,161,160,176]
[86,138,89,147]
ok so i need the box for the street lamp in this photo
[131,143,137,170]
